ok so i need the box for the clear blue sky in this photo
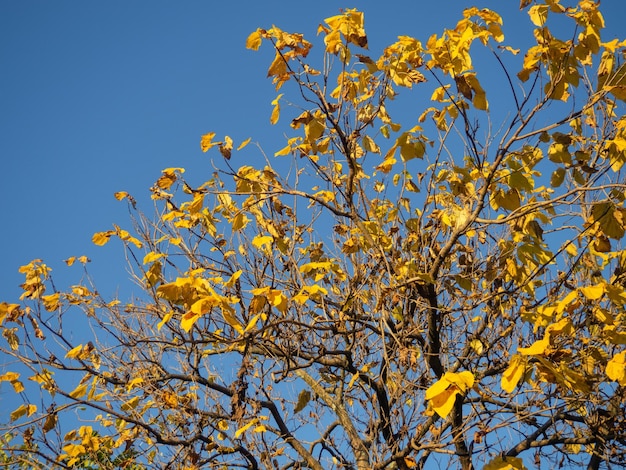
[1,1,625,301]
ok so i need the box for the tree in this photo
[2,2,626,469]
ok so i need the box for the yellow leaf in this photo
[120,396,140,411]
[464,73,488,110]
[518,337,549,356]
[180,311,201,332]
[200,132,217,152]
[157,311,173,331]
[224,270,243,288]
[252,235,273,251]
[528,5,548,26]
[270,94,283,125]
[69,382,88,399]
[606,351,626,385]
[484,456,527,470]
[243,313,262,333]
[115,226,143,249]
[501,354,525,393]
[470,339,484,354]
[114,191,129,201]
[362,135,380,154]
[546,318,573,336]
[10,404,37,422]
[127,377,144,391]
[222,307,244,334]
[237,137,252,150]
[0,372,20,383]
[232,212,250,231]
[0,372,24,393]
[92,231,113,246]
[156,168,183,190]
[235,420,258,438]
[426,385,458,418]
[65,344,84,359]
[425,371,474,418]
[143,252,164,265]
[246,30,262,50]
[564,241,578,256]
[42,293,61,312]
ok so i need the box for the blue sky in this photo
[1,1,625,300]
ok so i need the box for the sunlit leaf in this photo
[270,94,283,125]
[518,337,549,356]
[200,132,218,152]
[69,382,88,399]
[10,404,37,422]
[606,351,626,386]
[246,30,262,50]
[92,231,113,246]
[484,456,527,470]
[237,137,252,150]
[501,354,525,393]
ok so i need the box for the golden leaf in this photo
[65,344,84,359]
[237,137,252,150]
[270,94,283,125]
[579,283,605,300]
[114,191,129,201]
[120,396,140,411]
[246,30,262,50]
[42,293,61,312]
[92,231,113,246]
[200,132,218,152]
[528,5,548,26]
[232,212,250,232]
[501,354,525,393]
[180,311,201,332]
[235,420,258,438]
[222,306,244,334]
[157,311,173,331]
[10,404,37,422]
[426,385,458,418]
[425,371,474,418]
[484,456,527,470]
[606,351,626,385]
[69,382,88,399]
[143,252,164,265]
[518,337,549,356]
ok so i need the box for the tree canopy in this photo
[2,1,626,469]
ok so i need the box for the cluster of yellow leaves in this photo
[518,0,614,101]
[378,36,425,88]
[501,280,626,393]
[18,259,51,300]
[425,371,474,418]
[65,342,99,369]
[200,133,250,157]
[60,425,113,467]
[93,224,143,249]
[156,269,241,333]
[0,371,24,393]
[246,26,313,90]
[319,8,367,63]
